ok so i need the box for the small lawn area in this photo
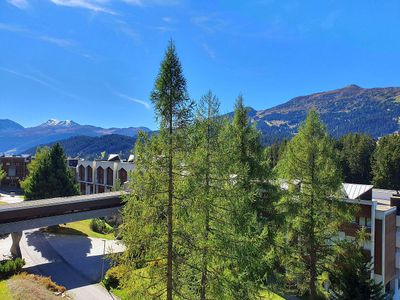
[46,219,115,240]
[111,287,130,299]
[0,280,13,300]
[0,202,8,205]
[260,290,285,300]
[110,287,284,300]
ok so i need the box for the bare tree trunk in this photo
[200,209,209,300]
[309,248,317,300]
[309,153,317,300]
[200,113,212,300]
[167,110,173,300]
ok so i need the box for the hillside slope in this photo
[0,119,24,132]
[252,85,400,143]
[23,134,137,159]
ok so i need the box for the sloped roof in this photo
[342,183,373,200]
[107,154,120,161]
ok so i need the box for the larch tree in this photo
[21,143,78,200]
[372,134,400,192]
[121,40,193,299]
[182,90,225,299]
[214,95,276,299]
[275,110,350,299]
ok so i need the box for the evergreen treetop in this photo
[21,143,78,200]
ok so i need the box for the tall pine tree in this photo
[275,110,350,299]
[121,40,193,299]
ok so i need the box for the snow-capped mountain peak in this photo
[40,119,78,127]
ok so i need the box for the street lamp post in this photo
[101,239,106,280]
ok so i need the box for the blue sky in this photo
[1,0,400,130]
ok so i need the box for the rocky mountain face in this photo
[251,85,400,144]
[0,119,150,154]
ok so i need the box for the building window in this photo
[87,166,93,182]
[359,217,365,227]
[97,167,104,184]
[8,167,16,177]
[366,218,371,227]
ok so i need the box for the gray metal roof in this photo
[342,183,373,200]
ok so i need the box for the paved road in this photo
[0,191,24,204]
[0,229,125,300]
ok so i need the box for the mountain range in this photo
[23,134,137,160]
[0,119,150,154]
[251,84,400,144]
[1,84,400,155]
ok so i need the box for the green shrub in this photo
[90,218,113,234]
[0,258,25,279]
[104,265,129,289]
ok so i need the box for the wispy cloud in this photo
[39,35,75,47]
[0,22,75,48]
[191,14,229,34]
[49,0,117,15]
[123,0,180,6]
[0,23,26,33]
[0,67,80,100]
[118,26,141,44]
[152,25,173,33]
[202,43,216,59]
[162,17,173,23]
[7,0,29,10]
[114,92,151,110]
[122,0,143,6]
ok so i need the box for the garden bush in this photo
[0,258,25,279]
[103,265,129,289]
[90,218,113,234]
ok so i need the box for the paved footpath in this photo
[0,229,125,300]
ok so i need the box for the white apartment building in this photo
[76,154,134,194]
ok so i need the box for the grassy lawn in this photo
[111,287,130,299]
[0,280,13,300]
[107,266,283,300]
[46,219,115,240]
[260,290,285,300]
[0,201,8,205]
[110,287,284,300]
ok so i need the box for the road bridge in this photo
[0,192,125,257]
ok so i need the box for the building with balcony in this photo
[340,183,400,298]
[0,155,32,189]
[76,154,134,194]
